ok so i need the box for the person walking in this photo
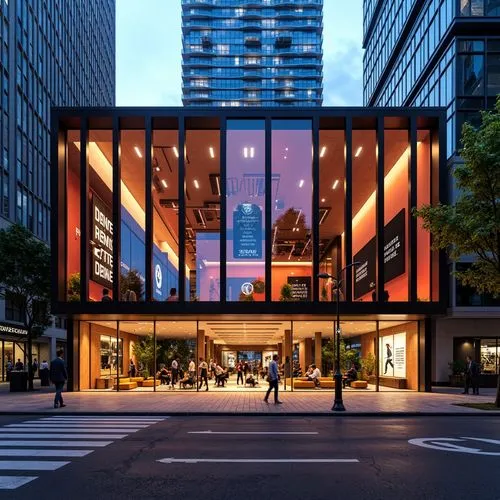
[236,361,244,385]
[171,358,179,389]
[50,350,68,409]
[198,357,209,391]
[264,354,282,405]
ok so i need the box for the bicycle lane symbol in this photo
[408,437,500,456]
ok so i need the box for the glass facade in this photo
[53,107,445,393]
[181,0,323,107]
[0,0,115,242]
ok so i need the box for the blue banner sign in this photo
[233,203,262,259]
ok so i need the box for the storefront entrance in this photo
[74,318,425,392]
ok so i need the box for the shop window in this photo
[5,291,23,322]
[480,338,498,374]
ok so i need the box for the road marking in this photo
[0,440,112,447]
[158,458,359,464]
[0,476,38,490]
[0,449,93,458]
[188,431,319,435]
[40,417,166,421]
[0,428,139,434]
[0,433,127,439]
[409,437,500,456]
[6,424,149,429]
[0,460,70,471]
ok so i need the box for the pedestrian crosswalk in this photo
[0,415,167,490]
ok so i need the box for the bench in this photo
[95,378,112,389]
[138,379,160,387]
[112,377,138,390]
[350,380,368,389]
[378,377,407,389]
[319,378,335,388]
[293,378,316,389]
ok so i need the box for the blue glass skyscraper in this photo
[182,0,323,107]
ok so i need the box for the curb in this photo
[1,411,499,417]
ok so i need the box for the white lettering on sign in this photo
[355,260,368,283]
[383,235,400,264]
[91,198,114,287]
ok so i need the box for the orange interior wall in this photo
[271,265,312,301]
[67,168,80,282]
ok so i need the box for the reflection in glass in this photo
[226,120,265,302]
[271,120,312,302]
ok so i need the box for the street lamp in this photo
[318,261,361,411]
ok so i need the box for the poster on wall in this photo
[91,196,114,288]
[287,276,311,301]
[353,209,406,300]
[379,332,406,378]
[233,203,262,259]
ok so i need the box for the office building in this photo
[363,0,500,386]
[0,0,115,380]
[51,106,445,393]
[182,0,323,107]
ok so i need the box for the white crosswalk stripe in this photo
[0,415,166,490]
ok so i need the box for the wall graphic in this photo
[287,276,311,301]
[353,209,406,299]
[379,332,406,378]
[233,203,262,259]
[91,196,114,288]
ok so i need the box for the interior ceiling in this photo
[82,127,416,269]
[90,320,412,345]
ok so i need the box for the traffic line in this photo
[0,428,139,434]
[0,433,127,439]
[5,424,147,430]
[0,440,112,447]
[158,458,359,464]
[188,431,319,435]
[0,476,38,490]
[40,417,166,422]
[0,449,93,458]
[0,460,70,471]
[16,423,151,428]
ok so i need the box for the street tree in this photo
[0,224,51,390]
[414,96,500,406]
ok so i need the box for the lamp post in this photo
[318,262,361,411]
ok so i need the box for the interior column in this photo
[299,338,313,372]
[197,329,205,363]
[284,329,292,385]
[315,332,322,369]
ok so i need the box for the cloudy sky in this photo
[116,0,363,106]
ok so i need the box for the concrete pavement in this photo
[0,383,498,415]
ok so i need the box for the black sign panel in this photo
[353,238,376,300]
[0,322,28,337]
[91,196,114,288]
[383,209,406,283]
[353,209,406,300]
[287,276,311,302]
[233,203,262,259]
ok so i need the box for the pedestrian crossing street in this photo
[0,415,167,490]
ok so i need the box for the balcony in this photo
[201,36,213,49]
[275,34,292,49]
[244,36,262,47]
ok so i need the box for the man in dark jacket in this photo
[50,350,68,408]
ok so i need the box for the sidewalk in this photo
[0,382,498,415]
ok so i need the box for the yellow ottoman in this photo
[351,380,368,389]
[293,379,315,389]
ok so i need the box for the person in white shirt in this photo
[198,358,209,391]
[171,358,179,388]
[188,358,195,378]
[307,364,321,387]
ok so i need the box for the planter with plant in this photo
[448,360,466,387]
[67,273,81,302]
[252,278,265,301]
[279,283,293,302]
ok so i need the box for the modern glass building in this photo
[51,106,446,394]
[363,0,500,386]
[181,0,323,107]
[0,0,115,381]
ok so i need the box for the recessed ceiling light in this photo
[155,166,161,172]
[193,179,200,189]
[161,179,168,188]
[250,147,255,158]
[332,179,339,190]
[354,146,363,157]
[209,146,215,158]
[320,146,327,157]
[173,146,179,158]
[299,179,304,188]
[321,198,326,203]
[134,146,142,158]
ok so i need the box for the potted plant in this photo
[448,360,466,387]
[360,352,376,383]
[279,283,293,302]
[67,273,81,302]
[252,278,265,302]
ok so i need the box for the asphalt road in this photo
[0,414,499,500]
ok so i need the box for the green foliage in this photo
[252,278,265,294]
[156,339,194,370]
[132,334,154,377]
[279,283,293,302]
[449,359,466,375]
[413,96,500,296]
[67,273,81,302]
[361,352,376,378]
[322,338,360,371]
[0,224,51,389]
[120,269,144,300]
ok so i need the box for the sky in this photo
[116,0,364,107]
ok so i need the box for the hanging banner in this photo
[91,196,114,288]
[233,203,262,259]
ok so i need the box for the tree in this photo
[0,224,51,390]
[132,334,154,379]
[120,269,144,301]
[414,96,500,406]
